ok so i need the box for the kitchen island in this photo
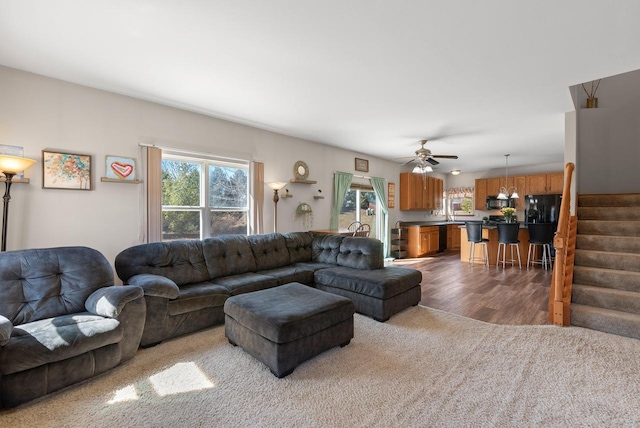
[460,223,530,266]
[397,221,465,257]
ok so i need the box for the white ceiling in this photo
[1,1,640,172]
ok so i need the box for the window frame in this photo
[161,150,250,240]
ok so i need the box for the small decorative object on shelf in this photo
[581,79,601,108]
[282,188,293,198]
[314,189,324,199]
[295,202,313,230]
[101,155,141,184]
[290,160,317,184]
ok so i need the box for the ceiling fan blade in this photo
[426,158,439,166]
[400,157,418,166]
[431,155,459,159]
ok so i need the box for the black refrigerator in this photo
[525,194,562,225]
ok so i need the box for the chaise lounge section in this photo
[115,232,422,347]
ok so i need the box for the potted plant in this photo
[482,216,489,225]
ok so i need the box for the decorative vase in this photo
[505,216,513,223]
[586,97,598,108]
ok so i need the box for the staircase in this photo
[570,193,640,340]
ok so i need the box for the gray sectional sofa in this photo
[115,232,422,347]
[0,247,146,409]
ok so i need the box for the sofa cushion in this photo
[283,232,314,263]
[0,314,122,375]
[212,273,278,296]
[202,235,257,279]
[311,234,344,264]
[168,282,229,316]
[247,233,290,271]
[0,247,114,325]
[257,266,315,286]
[314,266,422,299]
[337,237,384,270]
[290,261,336,273]
[115,240,210,287]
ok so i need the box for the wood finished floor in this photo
[393,250,552,325]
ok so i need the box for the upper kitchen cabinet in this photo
[526,173,564,195]
[486,177,502,196]
[400,173,443,211]
[475,178,488,211]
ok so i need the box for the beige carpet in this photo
[2,306,640,427]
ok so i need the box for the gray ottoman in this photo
[224,282,355,378]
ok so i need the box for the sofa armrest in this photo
[126,274,180,299]
[85,285,144,318]
[0,315,12,346]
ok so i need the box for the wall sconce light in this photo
[266,181,287,233]
[0,155,37,251]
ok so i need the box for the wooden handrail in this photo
[549,162,576,326]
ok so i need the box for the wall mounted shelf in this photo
[100,178,142,184]
[282,193,293,198]
[289,178,317,184]
[313,195,324,199]
[0,177,29,184]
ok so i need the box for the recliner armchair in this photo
[0,246,146,408]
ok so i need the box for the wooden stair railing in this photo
[549,162,576,326]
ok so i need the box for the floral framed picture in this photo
[105,155,137,181]
[42,150,92,190]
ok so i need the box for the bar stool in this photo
[465,221,489,266]
[496,223,521,269]
[527,223,555,270]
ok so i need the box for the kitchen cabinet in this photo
[526,173,564,195]
[400,173,443,211]
[474,179,488,211]
[486,177,502,196]
[407,225,439,257]
[514,176,526,210]
[447,224,461,249]
[547,172,564,193]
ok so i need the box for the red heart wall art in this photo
[110,162,133,178]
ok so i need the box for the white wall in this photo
[574,69,640,194]
[0,66,403,267]
[0,65,567,270]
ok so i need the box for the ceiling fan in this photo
[399,140,459,168]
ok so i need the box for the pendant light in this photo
[497,154,519,200]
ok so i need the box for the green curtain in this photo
[369,177,389,257]
[330,172,353,230]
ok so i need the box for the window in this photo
[338,185,377,239]
[161,153,249,241]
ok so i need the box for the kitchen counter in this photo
[459,222,528,229]
[398,221,465,226]
[460,225,530,265]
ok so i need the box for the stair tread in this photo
[575,248,640,257]
[571,303,640,321]
[573,283,640,298]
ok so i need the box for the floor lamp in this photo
[0,155,36,252]
[266,181,287,233]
